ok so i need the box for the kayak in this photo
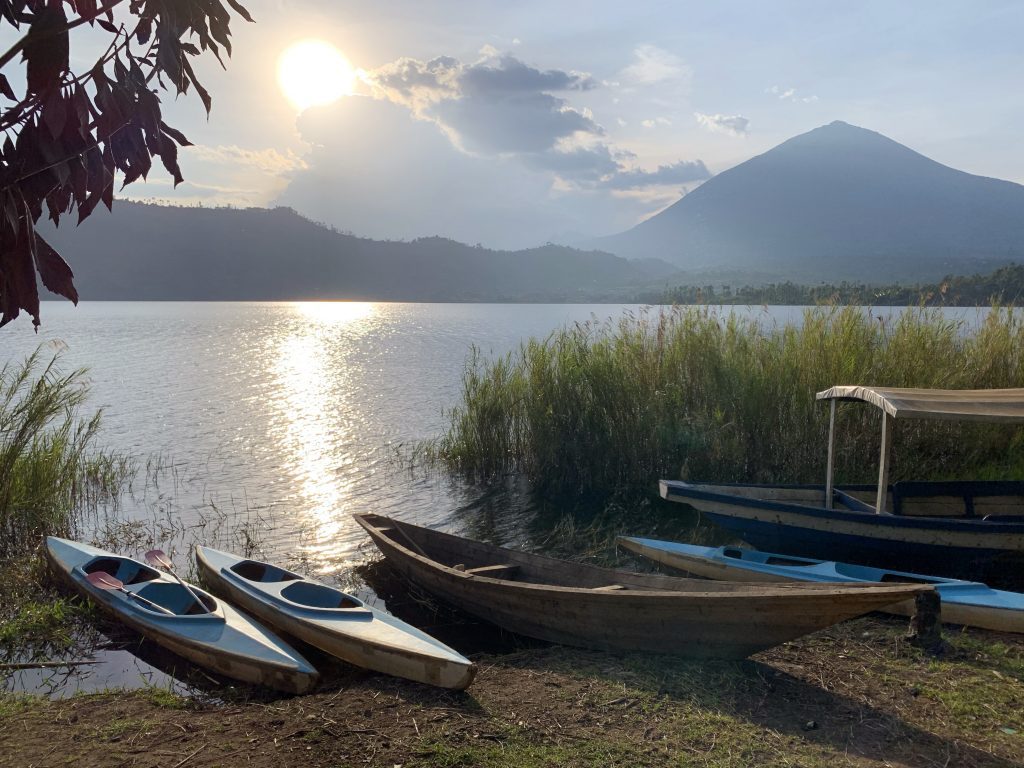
[195,546,476,690]
[45,537,319,694]
[618,536,1024,633]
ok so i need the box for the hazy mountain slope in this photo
[42,203,676,301]
[598,121,1024,281]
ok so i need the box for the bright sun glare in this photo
[277,40,355,111]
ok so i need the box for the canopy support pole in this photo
[875,411,893,514]
[824,399,836,508]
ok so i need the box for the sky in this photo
[24,0,1024,249]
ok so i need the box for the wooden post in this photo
[875,411,894,514]
[907,590,943,653]
[824,399,837,509]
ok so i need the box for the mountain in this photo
[42,203,676,302]
[598,121,1024,282]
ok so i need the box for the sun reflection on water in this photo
[268,301,378,573]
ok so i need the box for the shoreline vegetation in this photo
[431,304,1024,499]
[645,263,1024,307]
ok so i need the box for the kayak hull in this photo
[195,546,475,690]
[46,537,319,694]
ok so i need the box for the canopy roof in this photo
[816,386,1024,423]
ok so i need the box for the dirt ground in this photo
[3,616,1024,768]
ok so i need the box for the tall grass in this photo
[434,305,1024,498]
[0,349,131,559]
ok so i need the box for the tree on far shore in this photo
[0,0,252,329]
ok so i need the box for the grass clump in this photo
[434,304,1024,498]
[0,349,132,659]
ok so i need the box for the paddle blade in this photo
[86,571,123,590]
[144,549,173,570]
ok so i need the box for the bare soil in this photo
[3,616,1024,768]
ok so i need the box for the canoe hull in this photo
[618,538,1024,634]
[46,538,318,694]
[660,480,1024,584]
[353,513,932,659]
[195,547,475,690]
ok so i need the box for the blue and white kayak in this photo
[196,546,476,690]
[46,537,319,693]
[618,536,1024,633]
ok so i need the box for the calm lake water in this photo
[1,301,996,695]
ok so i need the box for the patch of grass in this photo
[432,304,1024,499]
[0,595,92,651]
[0,692,39,719]
[412,727,646,768]
[138,686,189,710]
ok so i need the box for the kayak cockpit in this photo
[83,557,160,585]
[280,581,361,610]
[81,555,215,616]
[226,556,365,611]
[230,559,302,583]
[132,582,217,615]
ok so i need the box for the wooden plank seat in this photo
[592,584,626,591]
[464,564,519,579]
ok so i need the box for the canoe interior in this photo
[227,557,363,609]
[83,556,214,615]
[692,480,1024,520]
[363,514,900,595]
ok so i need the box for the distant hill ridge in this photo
[597,121,1024,282]
[42,202,677,302]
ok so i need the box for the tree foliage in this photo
[0,0,252,329]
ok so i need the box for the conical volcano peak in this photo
[597,122,1024,282]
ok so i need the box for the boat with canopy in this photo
[660,386,1024,583]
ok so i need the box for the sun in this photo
[277,39,355,111]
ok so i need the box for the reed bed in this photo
[0,349,131,561]
[434,305,1024,498]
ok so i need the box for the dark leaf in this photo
[42,89,66,138]
[33,232,78,304]
[225,0,254,23]
[23,5,69,95]
[97,18,118,34]
[0,74,14,100]
[183,59,212,114]
[159,121,192,147]
[157,134,183,186]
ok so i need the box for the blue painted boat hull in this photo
[618,536,1024,633]
[659,480,1024,587]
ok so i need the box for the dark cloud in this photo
[459,56,595,95]
[526,145,621,182]
[604,159,711,189]
[366,54,599,155]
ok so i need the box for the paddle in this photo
[144,549,210,614]
[85,571,175,615]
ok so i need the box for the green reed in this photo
[434,305,1024,498]
[0,349,131,560]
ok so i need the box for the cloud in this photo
[278,96,660,247]
[766,85,818,103]
[364,54,598,156]
[695,112,750,136]
[187,145,308,175]
[641,117,672,129]
[604,159,711,190]
[621,44,690,85]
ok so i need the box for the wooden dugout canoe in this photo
[195,546,476,690]
[618,537,1024,634]
[353,513,934,659]
[46,537,318,694]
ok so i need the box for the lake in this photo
[1,301,996,695]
